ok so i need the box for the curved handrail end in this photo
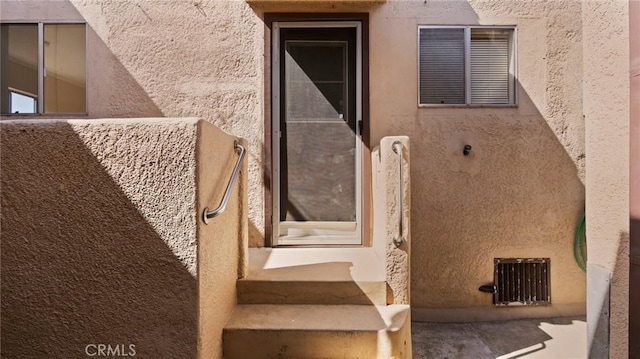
[202,139,246,224]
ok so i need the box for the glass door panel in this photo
[282,41,356,222]
[274,24,361,245]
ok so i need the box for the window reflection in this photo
[1,24,38,114]
[44,24,86,113]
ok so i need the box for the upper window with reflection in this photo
[1,23,86,114]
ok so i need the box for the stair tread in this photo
[237,280,386,305]
[244,247,386,282]
[225,304,409,332]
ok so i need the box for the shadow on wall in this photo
[353,0,587,317]
[85,21,164,118]
[587,229,630,358]
[0,123,196,358]
[250,1,587,319]
[249,221,264,248]
[0,0,164,119]
[631,217,640,358]
[409,81,586,311]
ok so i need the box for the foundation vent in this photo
[494,258,550,306]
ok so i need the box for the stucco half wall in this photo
[1,118,246,359]
[372,136,411,306]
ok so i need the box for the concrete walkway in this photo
[412,316,586,359]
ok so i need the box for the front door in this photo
[272,22,362,245]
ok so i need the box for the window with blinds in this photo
[419,28,465,105]
[418,26,516,106]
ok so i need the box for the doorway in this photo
[271,21,363,245]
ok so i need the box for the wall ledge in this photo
[0,117,201,126]
[247,0,385,4]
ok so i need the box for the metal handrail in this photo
[202,140,246,224]
[392,141,405,247]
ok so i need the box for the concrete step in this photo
[238,248,387,305]
[223,304,411,359]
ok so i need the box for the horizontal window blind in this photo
[470,29,510,104]
[419,28,465,105]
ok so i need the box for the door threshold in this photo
[277,235,361,246]
[248,247,385,281]
[275,244,366,248]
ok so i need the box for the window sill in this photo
[418,104,518,108]
[248,0,385,3]
[1,113,89,120]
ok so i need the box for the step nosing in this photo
[224,304,410,333]
[238,279,386,283]
[224,327,388,332]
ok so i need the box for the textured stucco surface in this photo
[630,0,640,356]
[244,0,586,318]
[582,1,630,358]
[1,118,245,359]
[373,136,411,305]
[1,118,199,358]
[1,0,587,319]
[1,0,267,246]
[197,120,247,359]
[367,0,586,317]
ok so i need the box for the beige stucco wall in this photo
[630,0,640,356]
[367,0,586,320]
[582,1,630,358]
[1,118,244,359]
[197,121,248,359]
[1,0,267,241]
[372,136,411,305]
[2,0,586,318]
[1,118,199,357]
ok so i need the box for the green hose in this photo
[574,212,587,272]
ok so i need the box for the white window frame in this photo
[1,21,88,115]
[418,25,517,107]
[9,88,38,114]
